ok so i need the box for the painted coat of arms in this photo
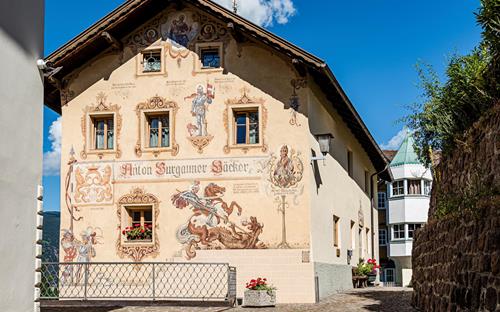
[172,181,266,259]
[73,164,113,204]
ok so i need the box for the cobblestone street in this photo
[43,287,415,312]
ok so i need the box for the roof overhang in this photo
[43,0,391,180]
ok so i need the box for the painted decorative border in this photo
[223,87,268,154]
[116,188,160,262]
[135,95,179,157]
[80,92,122,159]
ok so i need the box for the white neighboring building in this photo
[378,131,432,287]
[0,1,45,311]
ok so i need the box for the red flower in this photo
[122,230,126,235]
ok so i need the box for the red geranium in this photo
[245,277,274,291]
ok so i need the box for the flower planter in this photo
[367,273,377,283]
[243,289,276,307]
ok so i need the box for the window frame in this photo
[347,150,353,177]
[333,215,340,248]
[408,223,422,239]
[223,94,267,154]
[145,112,170,149]
[392,224,405,240]
[137,46,166,76]
[135,96,179,157]
[91,115,114,151]
[125,206,154,242]
[232,108,259,145]
[379,228,387,246]
[194,42,224,74]
[378,192,387,209]
[392,180,405,197]
[407,179,422,195]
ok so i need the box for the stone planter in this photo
[243,289,276,307]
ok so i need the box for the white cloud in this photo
[43,117,62,176]
[380,128,407,150]
[213,0,296,27]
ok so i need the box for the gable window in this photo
[408,223,422,239]
[407,179,422,195]
[378,192,387,209]
[147,113,170,148]
[92,116,114,150]
[142,50,162,73]
[347,150,353,177]
[424,180,432,195]
[333,215,340,247]
[392,180,404,196]
[379,229,387,246]
[201,48,221,68]
[124,206,153,242]
[234,109,259,144]
[393,224,405,240]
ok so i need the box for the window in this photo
[350,221,355,250]
[392,180,404,196]
[365,228,370,256]
[407,179,422,195]
[408,224,422,239]
[358,227,363,258]
[234,109,259,144]
[384,268,395,283]
[201,48,220,68]
[142,50,162,73]
[364,170,370,195]
[92,116,114,150]
[333,216,340,247]
[379,229,387,246]
[424,180,432,195]
[378,192,387,209]
[393,224,405,239]
[347,150,353,177]
[147,113,169,148]
[125,207,153,242]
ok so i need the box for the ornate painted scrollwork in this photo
[80,92,122,159]
[135,95,179,157]
[116,188,160,262]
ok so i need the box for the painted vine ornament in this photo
[116,188,160,262]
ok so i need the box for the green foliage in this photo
[405,0,499,166]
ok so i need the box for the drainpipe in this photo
[370,164,391,259]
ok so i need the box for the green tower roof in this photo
[390,131,421,167]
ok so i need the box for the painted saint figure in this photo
[273,145,295,188]
[190,85,213,137]
[169,14,191,47]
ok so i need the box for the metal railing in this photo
[40,262,236,303]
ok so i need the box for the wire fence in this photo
[40,262,236,303]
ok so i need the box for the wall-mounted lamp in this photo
[311,133,333,164]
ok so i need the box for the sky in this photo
[42,0,482,211]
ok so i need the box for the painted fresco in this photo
[161,12,199,47]
[74,164,113,205]
[185,83,216,153]
[172,181,266,259]
[60,227,102,285]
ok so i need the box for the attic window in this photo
[142,50,162,73]
[201,48,220,68]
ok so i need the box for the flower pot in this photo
[243,289,276,307]
[367,273,377,282]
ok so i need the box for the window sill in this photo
[224,143,267,154]
[192,67,223,75]
[124,239,154,245]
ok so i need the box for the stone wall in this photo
[412,104,500,311]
